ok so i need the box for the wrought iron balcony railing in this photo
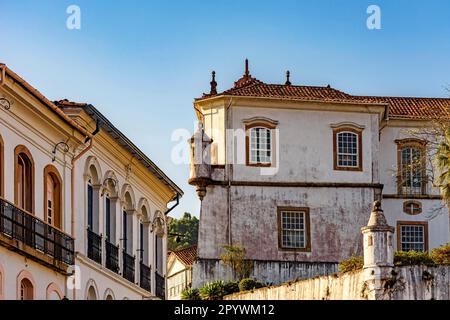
[0,197,74,265]
[87,228,102,264]
[122,250,135,283]
[155,272,165,299]
[105,240,119,273]
[139,261,151,292]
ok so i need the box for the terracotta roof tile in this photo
[172,245,197,266]
[197,75,450,120]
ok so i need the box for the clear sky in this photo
[1,0,449,218]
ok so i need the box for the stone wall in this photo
[193,258,338,288]
[224,265,450,300]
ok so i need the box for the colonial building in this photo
[167,245,197,300]
[189,60,450,287]
[0,63,183,300]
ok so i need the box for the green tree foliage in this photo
[168,212,199,251]
[219,245,254,280]
[338,255,364,274]
[435,127,450,202]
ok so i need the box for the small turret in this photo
[188,122,212,200]
[361,200,395,300]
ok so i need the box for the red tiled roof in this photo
[197,69,450,120]
[352,96,450,120]
[172,245,197,266]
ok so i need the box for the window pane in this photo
[400,225,425,252]
[336,132,358,167]
[280,211,306,249]
[249,127,272,164]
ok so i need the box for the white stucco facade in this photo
[0,64,182,300]
[190,68,450,287]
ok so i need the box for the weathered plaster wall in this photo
[193,259,338,288]
[198,185,374,262]
[224,266,450,300]
[230,106,378,183]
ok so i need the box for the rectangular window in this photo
[248,127,272,165]
[87,184,93,229]
[333,127,363,171]
[139,222,144,261]
[400,147,423,195]
[123,211,128,253]
[277,207,311,251]
[397,221,428,252]
[105,197,111,240]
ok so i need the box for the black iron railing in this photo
[139,261,151,292]
[155,272,165,299]
[105,240,119,273]
[122,251,135,283]
[87,228,102,264]
[0,198,74,265]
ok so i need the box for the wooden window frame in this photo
[396,221,429,252]
[0,135,3,198]
[395,139,427,195]
[403,200,422,215]
[333,127,363,171]
[44,165,62,230]
[14,145,35,214]
[245,122,276,167]
[277,206,311,252]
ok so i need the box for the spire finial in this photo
[210,70,217,95]
[285,70,291,86]
[244,58,249,78]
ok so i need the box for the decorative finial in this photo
[285,71,291,86]
[327,84,331,88]
[372,200,382,212]
[244,59,249,78]
[210,71,217,95]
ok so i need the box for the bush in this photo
[339,255,363,274]
[181,287,200,300]
[431,243,450,265]
[223,281,240,295]
[238,278,265,292]
[394,251,434,266]
[199,281,225,300]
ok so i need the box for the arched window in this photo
[20,278,34,300]
[396,139,426,195]
[0,135,4,197]
[14,145,35,213]
[122,191,134,254]
[87,164,100,232]
[87,286,97,300]
[44,166,62,229]
[333,127,363,171]
[139,205,149,263]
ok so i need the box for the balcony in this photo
[122,250,135,283]
[139,261,151,292]
[0,197,74,270]
[87,228,102,264]
[155,272,165,299]
[105,240,119,273]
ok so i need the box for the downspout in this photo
[70,118,99,300]
[225,98,233,245]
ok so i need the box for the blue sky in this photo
[1,0,449,218]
